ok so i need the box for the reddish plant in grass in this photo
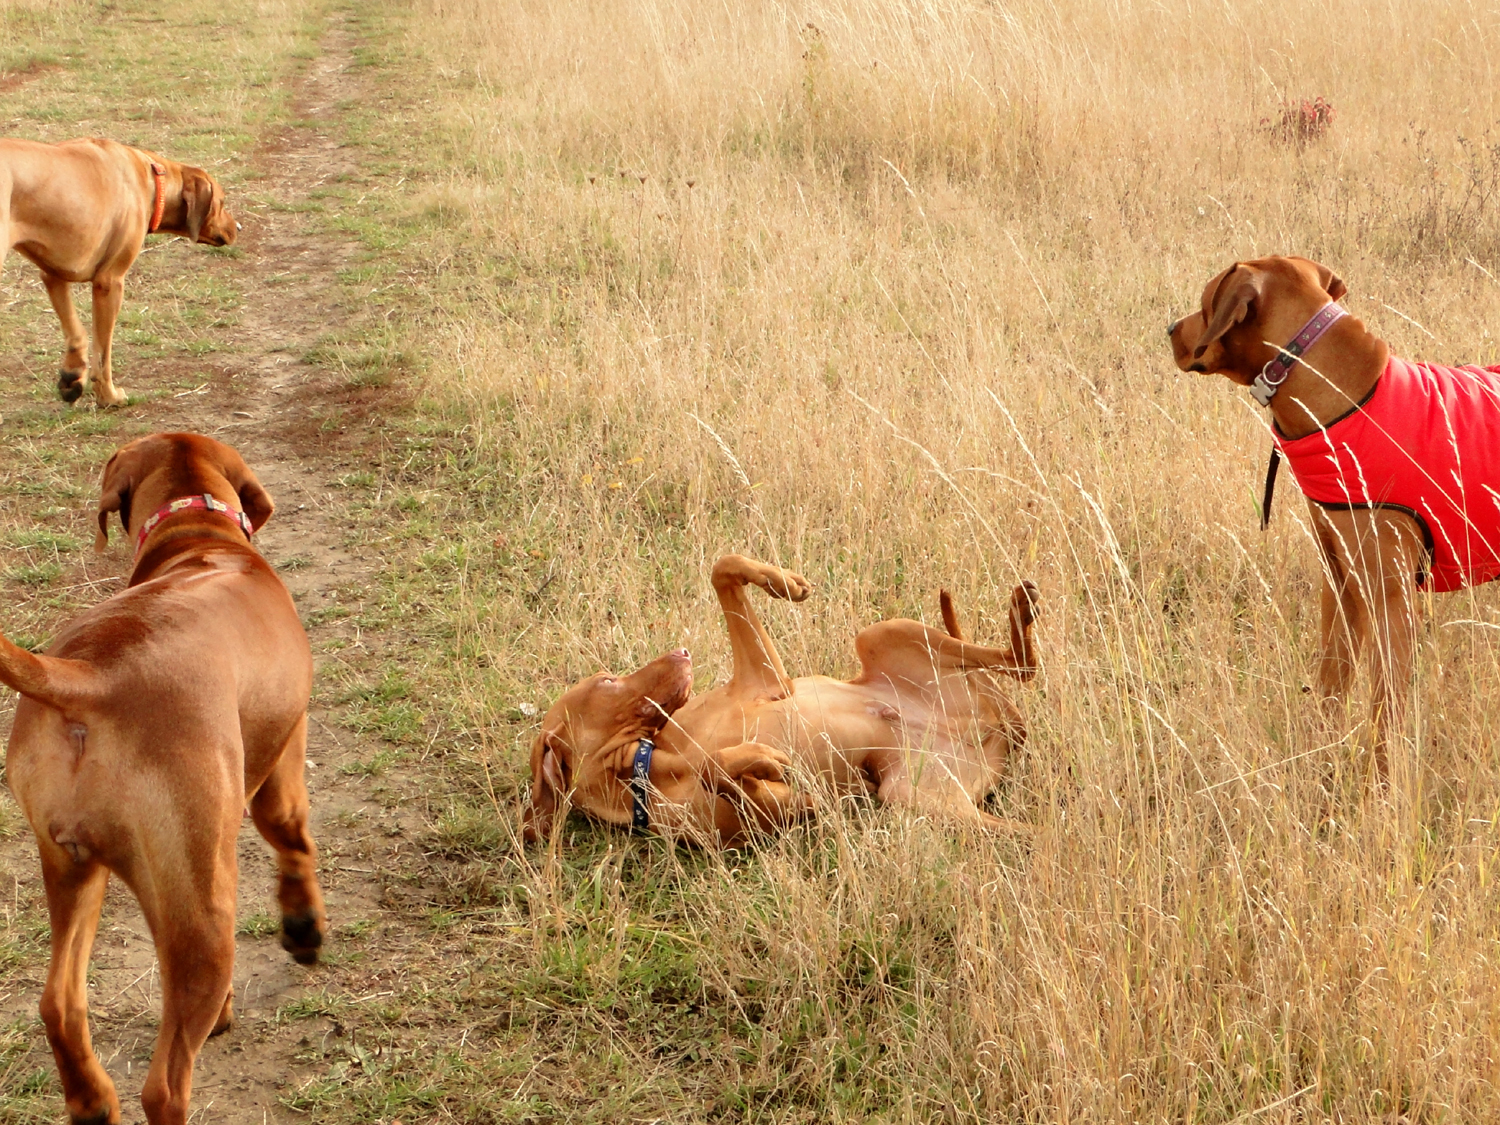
[1262,97,1336,144]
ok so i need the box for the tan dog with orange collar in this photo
[1170,255,1500,782]
[2,433,323,1125]
[0,137,238,405]
[525,554,1040,846]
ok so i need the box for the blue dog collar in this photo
[630,737,655,833]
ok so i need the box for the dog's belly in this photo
[9,238,95,282]
[674,677,984,794]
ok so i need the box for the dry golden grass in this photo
[4,0,1500,1120]
[349,0,1500,1120]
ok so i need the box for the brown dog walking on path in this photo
[2,433,325,1125]
[0,137,238,405]
[1169,255,1500,781]
[525,554,1040,846]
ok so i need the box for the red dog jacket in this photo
[1275,356,1500,592]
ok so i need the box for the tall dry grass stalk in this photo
[397,0,1500,1118]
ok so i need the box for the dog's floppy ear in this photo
[181,167,215,242]
[523,729,570,843]
[95,448,137,552]
[208,440,275,531]
[1193,263,1263,360]
[233,463,275,532]
[1315,262,1347,301]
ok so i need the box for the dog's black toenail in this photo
[70,1111,113,1125]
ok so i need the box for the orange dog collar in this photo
[148,162,167,233]
[136,494,253,555]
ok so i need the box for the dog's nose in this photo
[1167,318,1182,338]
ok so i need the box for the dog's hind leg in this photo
[137,891,237,1125]
[38,846,120,1125]
[867,750,1031,834]
[249,714,327,966]
[131,783,241,1125]
[854,582,1040,690]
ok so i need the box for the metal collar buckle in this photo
[1250,360,1290,406]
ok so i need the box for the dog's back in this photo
[0,138,125,241]
[1,433,326,1125]
[5,538,310,874]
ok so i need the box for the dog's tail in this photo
[939,589,963,640]
[0,633,101,715]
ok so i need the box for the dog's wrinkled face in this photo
[95,432,273,551]
[1168,255,1347,385]
[523,648,694,841]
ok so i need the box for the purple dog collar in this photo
[1250,302,1347,406]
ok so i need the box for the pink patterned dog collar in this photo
[1249,302,1347,406]
[136,494,253,554]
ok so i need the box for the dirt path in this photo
[2,13,452,1122]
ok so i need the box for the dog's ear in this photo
[95,448,137,552]
[181,167,214,242]
[233,463,275,532]
[1315,262,1347,301]
[1194,263,1262,360]
[209,441,275,531]
[523,730,570,843]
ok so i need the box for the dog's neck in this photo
[130,516,255,586]
[1264,315,1389,440]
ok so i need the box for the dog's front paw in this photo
[57,368,87,404]
[280,910,326,965]
[210,992,234,1037]
[767,569,813,602]
[717,742,792,785]
[1010,580,1040,628]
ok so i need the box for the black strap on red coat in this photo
[1261,447,1281,531]
[1253,302,1347,530]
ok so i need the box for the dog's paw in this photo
[719,743,792,784]
[280,911,325,965]
[95,385,129,408]
[57,369,86,404]
[210,992,234,1037]
[1010,580,1040,627]
[768,570,813,602]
